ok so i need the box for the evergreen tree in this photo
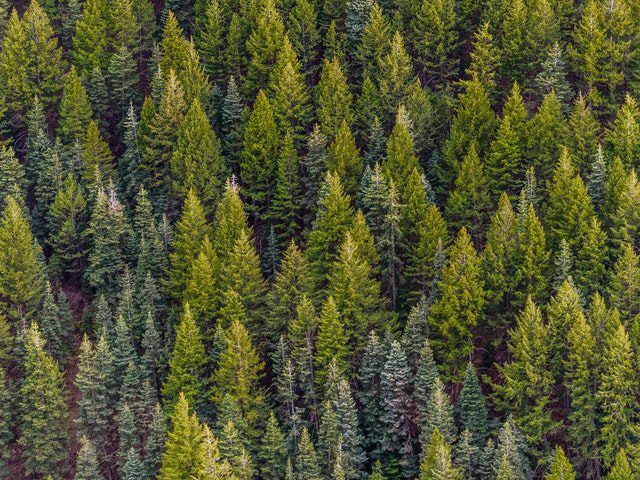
[315,296,348,384]
[606,449,633,480]
[171,99,227,213]
[419,428,462,480]
[162,304,207,415]
[597,323,637,467]
[271,132,302,242]
[380,340,416,478]
[85,188,130,305]
[19,323,69,478]
[74,436,100,480]
[240,90,279,221]
[57,66,94,146]
[316,57,352,141]
[296,428,322,480]
[0,367,11,478]
[210,318,266,442]
[159,393,205,480]
[544,447,575,480]
[457,363,488,451]
[0,196,46,326]
[259,412,288,480]
[287,0,321,80]
[428,228,484,380]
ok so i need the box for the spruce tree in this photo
[74,435,100,480]
[159,393,205,480]
[316,57,352,141]
[271,132,302,242]
[19,323,69,478]
[606,449,633,480]
[171,99,227,213]
[457,363,488,451]
[0,196,46,326]
[0,367,11,478]
[259,412,288,479]
[162,304,207,415]
[419,428,462,480]
[240,90,280,221]
[428,228,484,380]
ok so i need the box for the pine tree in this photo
[315,296,348,385]
[159,393,205,480]
[296,428,322,480]
[525,90,567,184]
[141,70,186,210]
[568,94,601,176]
[327,120,362,195]
[0,367,11,478]
[0,196,46,326]
[300,125,328,226]
[383,108,420,193]
[269,38,312,146]
[428,228,483,380]
[57,66,93,147]
[457,363,488,452]
[108,45,139,119]
[197,0,224,84]
[20,323,69,478]
[81,120,115,188]
[514,204,549,308]
[606,449,633,480]
[162,304,207,415]
[271,132,302,242]
[316,57,352,141]
[441,76,496,186]
[606,93,640,168]
[74,435,100,480]
[565,311,599,475]
[287,0,321,80]
[420,377,455,448]
[544,447,575,480]
[220,77,245,171]
[245,0,286,98]
[145,403,167,478]
[240,90,279,221]
[609,242,640,324]
[171,99,227,213]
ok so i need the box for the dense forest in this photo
[3,0,640,478]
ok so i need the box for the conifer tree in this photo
[568,94,600,176]
[446,143,490,240]
[85,188,130,305]
[271,132,302,242]
[0,1,64,121]
[457,364,488,452]
[301,125,328,226]
[0,367,11,478]
[171,99,227,213]
[47,174,89,278]
[565,312,599,475]
[428,228,483,380]
[245,0,286,98]
[162,304,207,415]
[327,120,362,195]
[410,0,459,87]
[534,42,572,106]
[74,435,100,480]
[211,319,266,442]
[420,377,455,447]
[380,340,416,478]
[609,242,640,324]
[20,323,69,478]
[493,298,559,460]
[259,412,288,479]
[306,172,355,284]
[514,205,549,308]
[606,449,633,480]
[441,76,496,186]
[159,393,205,480]
[269,38,312,146]
[141,70,186,210]
[383,108,420,193]
[419,428,462,480]
[197,0,224,84]
[72,0,109,75]
[597,323,637,467]
[0,196,46,326]
[82,120,115,188]
[145,403,167,478]
[316,57,352,141]
[168,189,209,301]
[287,0,321,80]
[240,90,279,220]
[296,428,322,480]
[220,77,245,171]
[57,66,93,147]
[328,232,386,354]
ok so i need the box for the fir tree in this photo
[457,364,488,451]
[162,304,207,415]
[428,228,484,380]
[606,449,633,480]
[20,323,69,478]
[316,57,352,141]
[240,90,280,221]
[74,435,100,480]
[159,393,205,480]
[259,412,288,480]
[419,428,462,480]
[271,132,302,242]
